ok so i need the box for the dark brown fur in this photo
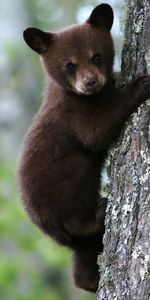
[18,4,150,293]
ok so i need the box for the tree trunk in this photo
[97,1,150,299]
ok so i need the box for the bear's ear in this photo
[87,4,114,31]
[23,27,53,54]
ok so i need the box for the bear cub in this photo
[18,3,150,293]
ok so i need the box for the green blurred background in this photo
[0,0,123,299]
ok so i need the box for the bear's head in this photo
[24,4,114,96]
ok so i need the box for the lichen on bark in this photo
[97,1,150,299]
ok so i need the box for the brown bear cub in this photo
[18,3,150,293]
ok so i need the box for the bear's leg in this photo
[72,248,100,293]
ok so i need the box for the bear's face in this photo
[24,4,114,96]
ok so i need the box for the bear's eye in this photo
[66,62,77,74]
[92,53,102,65]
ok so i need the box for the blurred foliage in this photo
[0,0,122,299]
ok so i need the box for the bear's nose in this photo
[84,77,98,88]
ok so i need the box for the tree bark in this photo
[97,1,150,299]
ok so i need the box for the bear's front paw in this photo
[129,74,150,103]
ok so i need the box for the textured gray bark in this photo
[97,1,150,300]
